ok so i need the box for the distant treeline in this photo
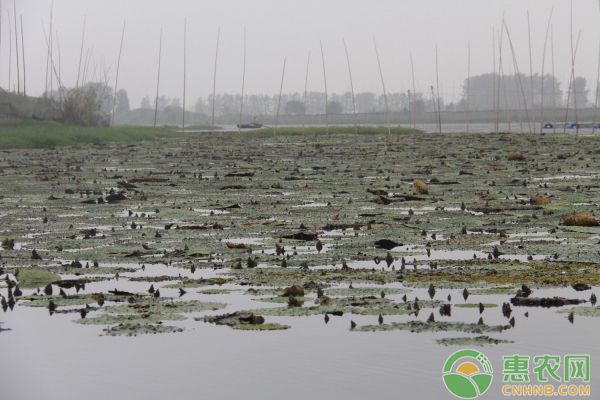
[34,72,595,126]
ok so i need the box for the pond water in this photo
[2,130,600,399]
[2,270,599,400]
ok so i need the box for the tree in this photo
[115,89,130,113]
[80,82,113,114]
[327,101,343,114]
[156,96,170,111]
[569,77,589,109]
[461,73,563,111]
[284,100,306,115]
[355,92,377,112]
[62,87,106,126]
[140,96,151,109]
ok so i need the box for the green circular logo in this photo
[443,349,494,399]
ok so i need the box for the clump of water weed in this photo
[530,195,551,206]
[413,179,429,195]
[561,213,598,227]
[508,152,525,161]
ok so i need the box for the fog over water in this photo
[3,0,600,107]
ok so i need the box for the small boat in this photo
[237,122,263,129]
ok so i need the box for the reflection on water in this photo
[2,263,599,400]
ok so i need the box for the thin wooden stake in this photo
[55,30,61,99]
[527,10,534,120]
[374,38,390,136]
[497,27,509,132]
[44,0,53,96]
[0,0,2,85]
[570,0,579,133]
[504,20,532,134]
[539,7,554,133]
[343,39,358,134]
[111,20,125,127]
[302,51,310,133]
[8,9,11,92]
[274,57,286,134]
[563,30,581,134]
[12,0,18,94]
[410,52,417,128]
[434,44,442,134]
[182,18,186,131]
[19,14,24,96]
[430,85,437,129]
[409,52,417,128]
[153,28,162,128]
[211,27,220,127]
[76,16,86,89]
[492,28,497,133]
[238,27,246,132]
[319,40,328,134]
[466,41,470,133]
[550,25,556,134]
[592,42,600,135]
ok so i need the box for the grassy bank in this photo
[0,120,173,149]
[244,125,422,137]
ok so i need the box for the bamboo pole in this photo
[343,39,358,134]
[76,16,86,89]
[0,0,2,86]
[496,26,504,132]
[44,1,53,96]
[592,42,600,135]
[550,25,556,134]
[374,38,390,136]
[12,0,18,94]
[8,9,11,92]
[40,24,63,91]
[55,30,61,99]
[319,40,328,134]
[211,27,220,127]
[302,51,310,133]
[49,26,53,95]
[539,7,553,133]
[407,89,412,129]
[430,85,437,130]
[465,41,470,133]
[81,48,91,87]
[504,20,532,134]
[111,21,126,127]
[434,44,442,134]
[498,27,510,132]
[19,14,24,96]
[570,1,579,133]
[492,28,497,133]
[527,10,534,122]
[274,57,286,135]
[153,28,162,128]
[0,0,3,87]
[410,52,417,129]
[238,27,246,132]
[182,18,186,131]
[563,30,581,134]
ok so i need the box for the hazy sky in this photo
[3,0,600,107]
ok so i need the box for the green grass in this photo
[184,124,222,130]
[17,268,61,288]
[0,120,174,149]
[244,125,422,137]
